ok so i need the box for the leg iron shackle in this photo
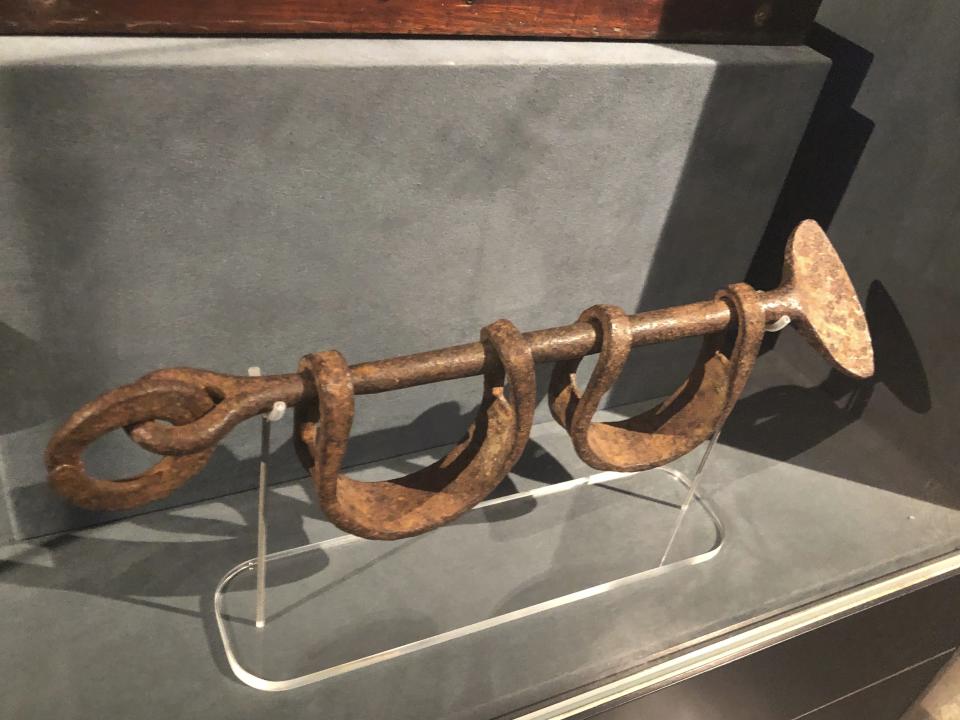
[45,221,874,539]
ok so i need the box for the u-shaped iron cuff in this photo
[549,283,765,472]
[295,319,536,540]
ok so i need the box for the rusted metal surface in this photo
[294,319,535,540]
[45,379,216,511]
[0,0,823,44]
[771,220,875,379]
[549,283,764,471]
[45,220,874,537]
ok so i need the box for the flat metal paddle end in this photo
[782,220,875,379]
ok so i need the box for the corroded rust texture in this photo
[294,320,535,539]
[46,379,217,510]
[774,220,875,378]
[549,283,764,471]
[44,220,874,537]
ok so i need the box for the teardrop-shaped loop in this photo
[549,283,765,471]
[295,319,536,540]
[45,379,217,511]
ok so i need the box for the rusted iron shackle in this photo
[45,221,873,521]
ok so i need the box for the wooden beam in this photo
[0,0,822,44]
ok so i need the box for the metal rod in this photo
[328,291,790,397]
[121,289,796,458]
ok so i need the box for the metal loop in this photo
[549,284,765,471]
[128,368,306,454]
[45,379,217,511]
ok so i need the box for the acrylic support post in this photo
[213,451,725,691]
[245,366,287,631]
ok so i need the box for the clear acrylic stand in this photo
[214,452,725,691]
[245,366,288,630]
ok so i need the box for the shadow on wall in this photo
[721,280,947,506]
[604,38,836,411]
[0,323,61,434]
[719,26,945,506]
[7,398,479,540]
[0,68,114,435]
[657,0,822,43]
[0,466,331,684]
[0,38,264,437]
[746,24,876,293]
[0,427,566,684]
[8,364,580,539]
[602,25,943,508]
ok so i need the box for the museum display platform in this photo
[3,346,959,718]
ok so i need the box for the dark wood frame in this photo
[0,0,822,43]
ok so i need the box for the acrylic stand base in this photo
[214,466,724,692]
